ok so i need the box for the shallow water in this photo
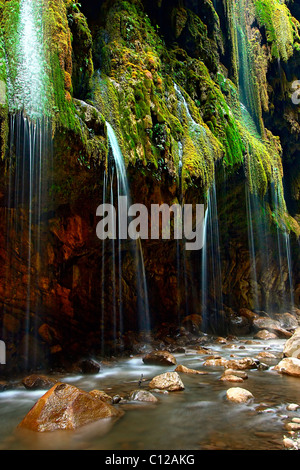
[0,337,299,450]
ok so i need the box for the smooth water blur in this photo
[7,0,49,118]
[101,123,150,338]
[1,338,299,450]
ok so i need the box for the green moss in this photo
[254,0,300,61]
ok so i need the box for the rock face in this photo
[226,387,254,404]
[0,0,300,376]
[274,358,300,378]
[18,383,123,432]
[283,329,300,359]
[149,372,184,391]
[143,351,177,366]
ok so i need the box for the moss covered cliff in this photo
[0,0,300,372]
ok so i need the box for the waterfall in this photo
[3,0,52,369]
[230,0,295,314]
[201,180,224,333]
[100,122,150,349]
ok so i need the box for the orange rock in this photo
[175,364,206,375]
[18,383,123,432]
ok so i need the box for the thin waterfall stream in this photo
[3,0,53,370]
[100,122,151,346]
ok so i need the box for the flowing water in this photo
[201,181,223,333]
[2,0,53,370]
[99,122,150,344]
[0,337,299,450]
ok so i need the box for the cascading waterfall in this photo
[174,81,224,329]
[231,0,295,313]
[100,122,150,350]
[201,180,224,333]
[3,0,52,368]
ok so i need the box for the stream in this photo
[0,337,299,450]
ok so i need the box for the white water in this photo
[7,0,48,118]
[101,123,151,340]
[3,0,52,369]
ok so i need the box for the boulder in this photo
[283,329,300,359]
[149,372,184,391]
[220,375,244,383]
[175,364,205,375]
[22,375,57,390]
[76,359,101,374]
[226,387,254,404]
[203,358,228,367]
[274,357,300,378]
[143,350,177,366]
[254,330,278,340]
[225,357,258,370]
[18,383,123,432]
[129,390,158,403]
[253,318,292,338]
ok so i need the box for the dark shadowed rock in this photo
[76,359,101,374]
[22,375,57,390]
[143,350,177,366]
[181,315,202,335]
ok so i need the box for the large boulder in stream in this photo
[149,372,184,391]
[283,328,300,359]
[226,387,254,404]
[18,383,123,432]
[253,318,292,338]
[274,358,300,378]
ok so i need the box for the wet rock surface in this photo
[226,387,254,404]
[18,383,123,432]
[149,372,185,392]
